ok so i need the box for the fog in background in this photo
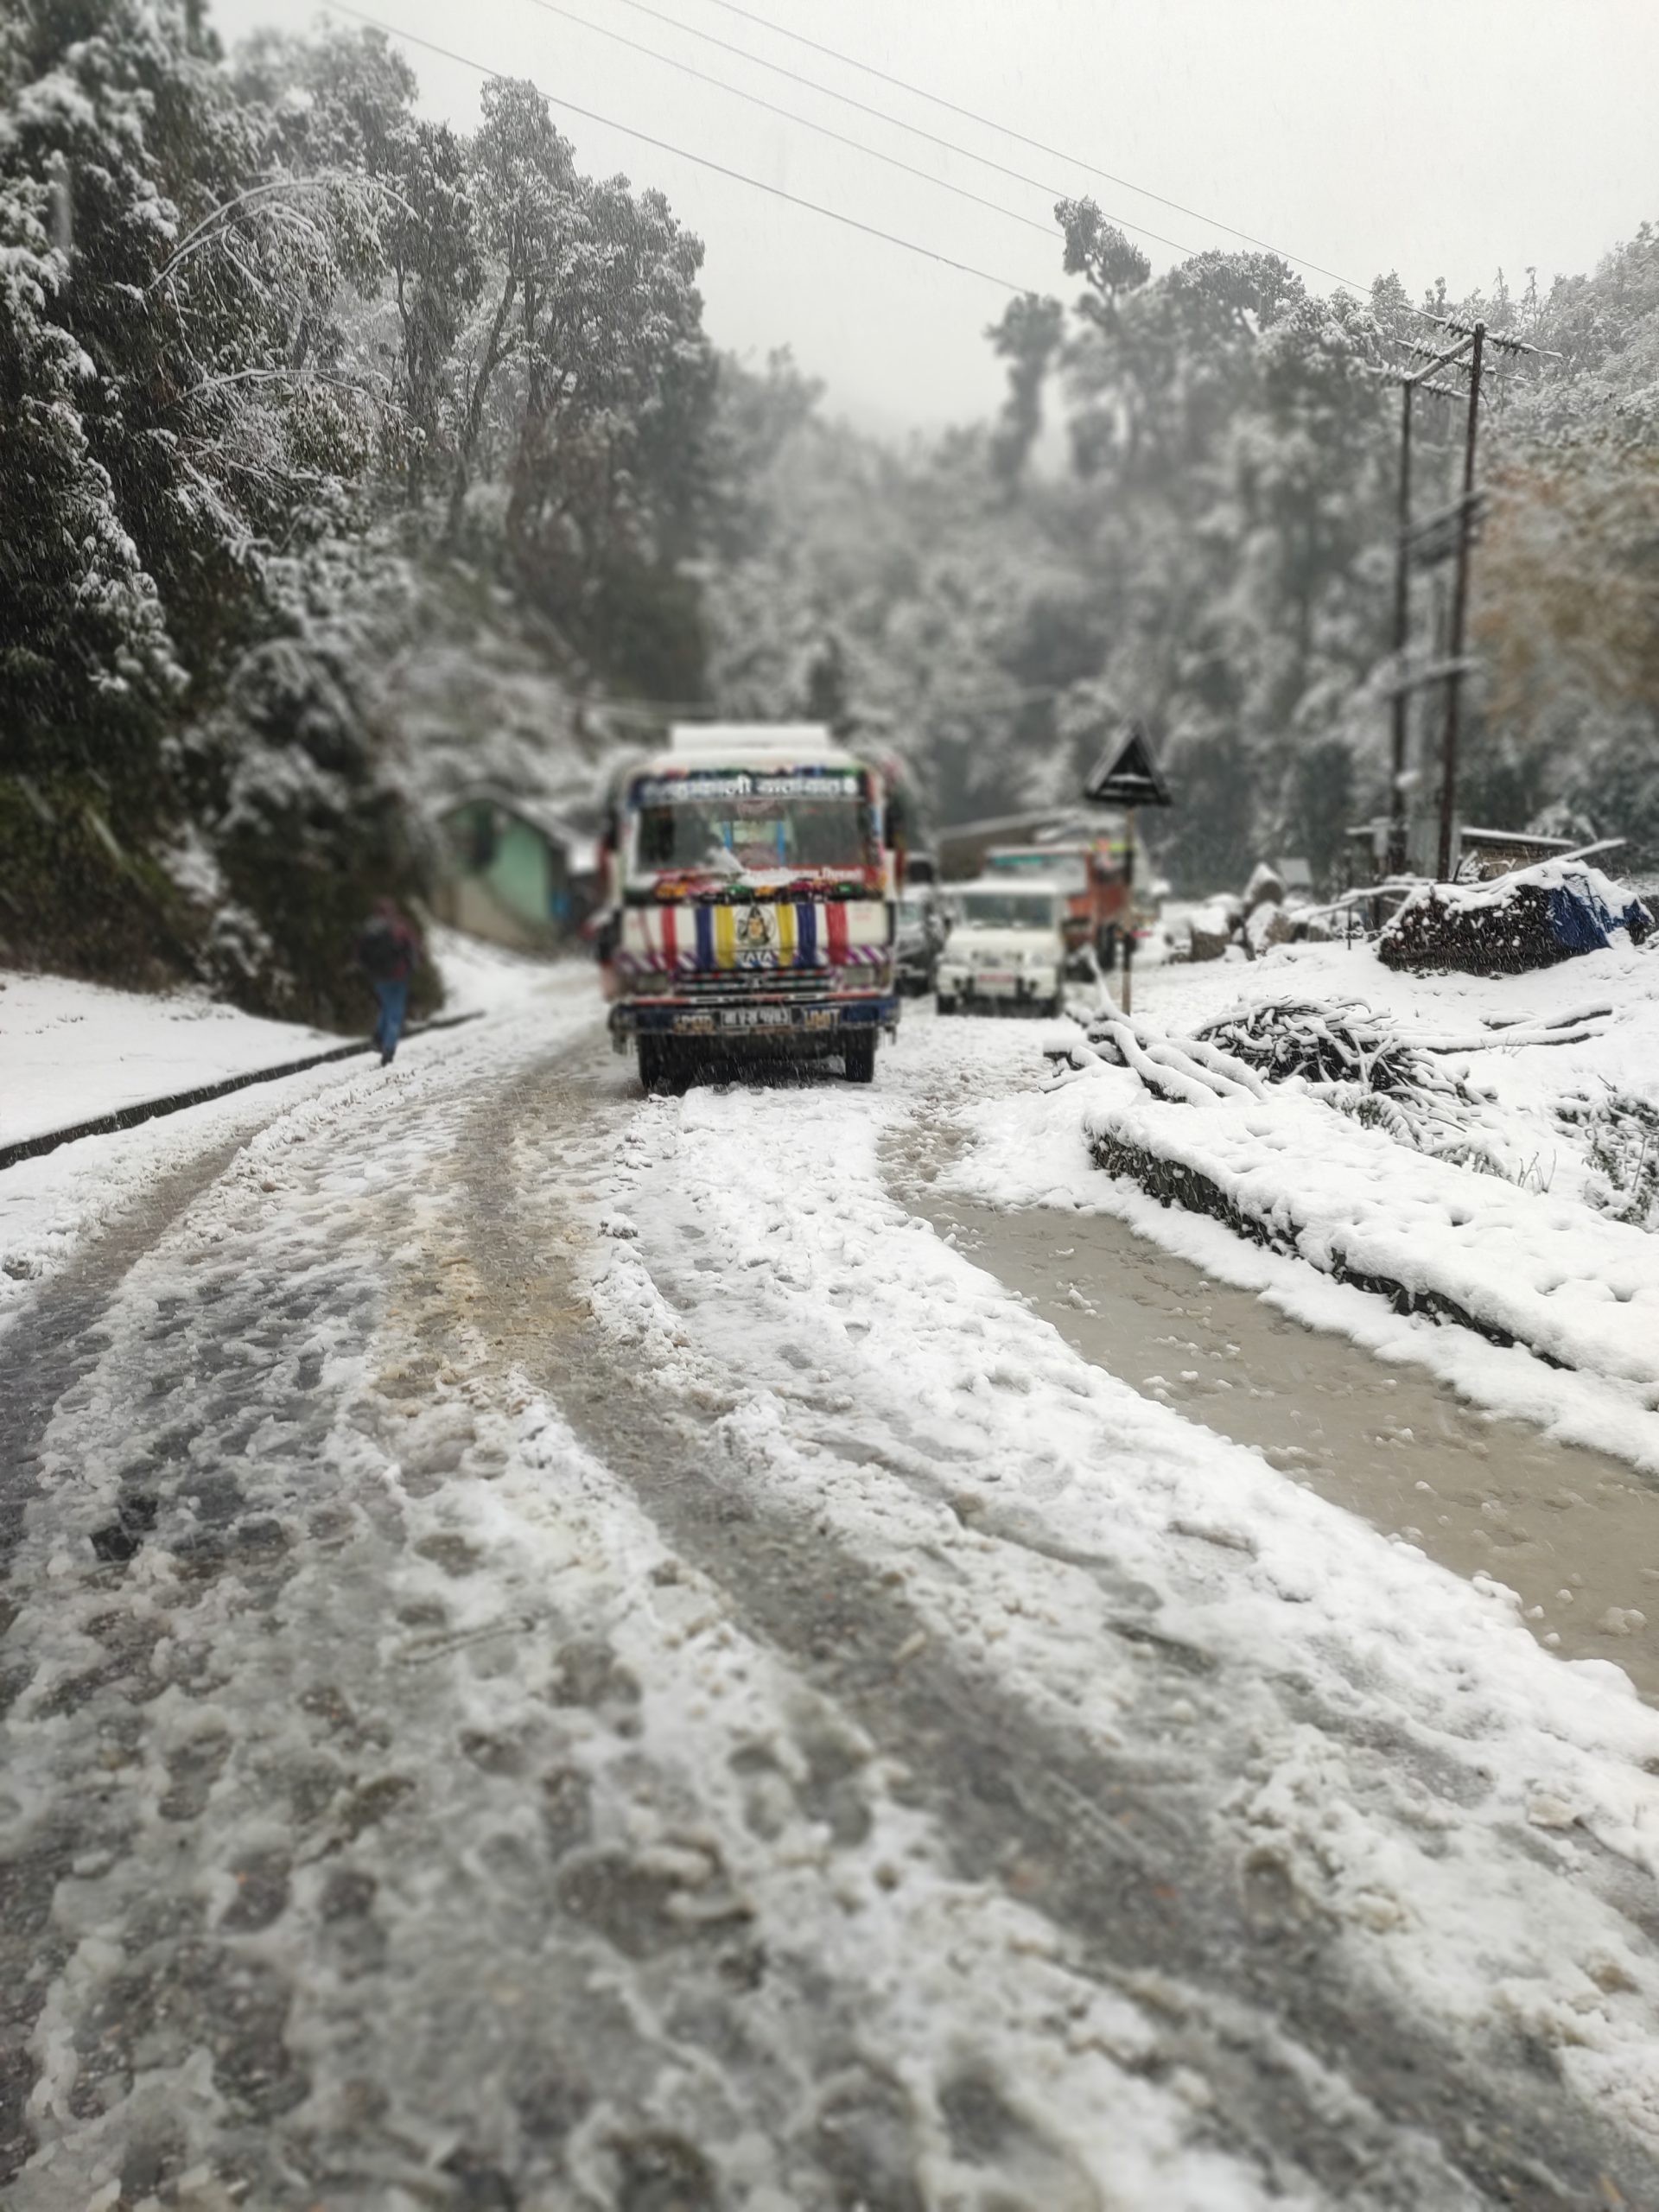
[11,0,1659,1012]
[207,0,1659,431]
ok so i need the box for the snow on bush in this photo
[1563,1088,1659,1232]
[1193,998,1518,1179]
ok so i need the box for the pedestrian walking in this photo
[356,899,419,1065]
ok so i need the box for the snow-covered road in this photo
[3,984,1658,2209]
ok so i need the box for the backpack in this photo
[358,915,408,982]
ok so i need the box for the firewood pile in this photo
[1378,865,1651,976]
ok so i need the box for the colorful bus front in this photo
[600,725,899,1090]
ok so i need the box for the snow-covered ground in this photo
[426,923,570,1018]
[1134,927,1659,1226]
[0,972,342,1151]
[0,936,576,1335]
[0,930,558,1154]
[582,1021,1659,2171]
[951,935,1659,1472]
[6,967,1659,2202]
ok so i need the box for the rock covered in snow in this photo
[1243,861,1287,912]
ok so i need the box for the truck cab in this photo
[598,724,899,1090]
[984,831,1147,973]
[936,880,1068,1017]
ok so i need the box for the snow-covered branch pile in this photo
[1197,997,1531,1177]
[1049,1001,1659,1401]
[1563,1088,1659,1234]
[1060,995,1611,1182]
[1050,1014,1262,1107]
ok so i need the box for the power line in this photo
[327,3,1037,291]
[518,0,1056,239]
[598,0,1206,260]
[692,0,1375,292]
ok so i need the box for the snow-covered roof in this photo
[662,721,846,767]
[1459,827,1577,853]
[436,784,595,869]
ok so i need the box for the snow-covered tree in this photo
[2,5,721,1003]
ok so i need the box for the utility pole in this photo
[1381,331,1479,882]
[1381,315,1553,885]
[1436,321,1484,883]
[1387,380,1413,877]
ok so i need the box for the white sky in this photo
[211,0,1659,434]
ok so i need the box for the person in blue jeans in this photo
[355,899,419,1064]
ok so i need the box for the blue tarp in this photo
[1545,878,1653,954]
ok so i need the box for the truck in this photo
[984,823,1152,973]
[597,724,901,1092]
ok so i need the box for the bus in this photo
[597,724,901,1091]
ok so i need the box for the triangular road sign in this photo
[1084,721,1172,807]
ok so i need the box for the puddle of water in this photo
[917,1187,1659,1702]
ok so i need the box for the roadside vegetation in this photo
[2,0,711,1022]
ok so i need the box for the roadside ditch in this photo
[891,1122,1659,1705]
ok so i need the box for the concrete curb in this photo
[0,1011,483,1174]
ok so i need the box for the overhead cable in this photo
[691,0,1374,291]
[599,0,1205,259]
[518,0,1056,238]
[326,3,1037,292]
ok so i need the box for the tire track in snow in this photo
[3,1005,1655,2209]
[460,1047,1657,2210]
[4,1019,1265,2210]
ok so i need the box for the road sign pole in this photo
[1084,725,1170,1020]
[1121,806,1136,1016]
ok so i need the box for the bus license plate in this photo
[706,1005,841,1032]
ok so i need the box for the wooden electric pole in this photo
[1387,381,1414,877]
[1436,321,1485,883]
[1382,315,1551,884]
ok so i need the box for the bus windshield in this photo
[630,772,877,874]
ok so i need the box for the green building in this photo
[432,788,597,951]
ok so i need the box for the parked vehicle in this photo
[984,828,1151,972]
[935,880,1068,1016]
[596,724,900,1090]
[894,887,950,993]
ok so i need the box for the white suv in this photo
[936,883,1067,1017]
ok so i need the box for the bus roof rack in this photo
[667,721,840,757]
